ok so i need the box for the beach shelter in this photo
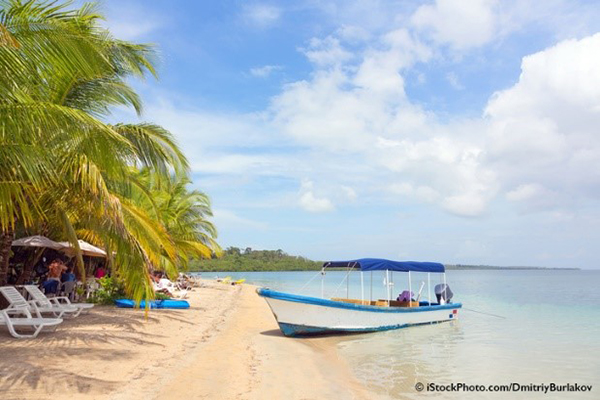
[58,240,107,258]
[11,235,65,250]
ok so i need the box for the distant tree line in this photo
[188,247,323,272]
[188,249,579,272]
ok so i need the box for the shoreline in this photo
[0,281,372,399]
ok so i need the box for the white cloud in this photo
[446,72,464,90]
[506,183,549,202]
[298,180,335,213]
[250,65,283,78]
[336,25,372,43]
[242,4,282,28]
[411,0,497,50]
[136,7,600,222]
[213,209,268,230]
[390,183,440,203]
[102,3,164,40]
[485,33,600,209]
[341,186,358,201]
[268,24,501,217]
[301,36,354,67]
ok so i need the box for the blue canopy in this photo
[323,258,445,273]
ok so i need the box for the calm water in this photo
[200,270,600,399]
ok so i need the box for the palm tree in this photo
[0,1,219,301]
[123,169,221,277]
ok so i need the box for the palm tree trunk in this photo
[0,227,14,286]
[16,247,44,284]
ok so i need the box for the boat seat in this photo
[380,299,420,308]
[330,297,375,306]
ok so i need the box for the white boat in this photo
[257,258,461,336]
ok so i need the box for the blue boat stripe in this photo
[256,288,461,313]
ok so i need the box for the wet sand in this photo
[0,282,371,399]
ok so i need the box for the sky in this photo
[96,0,600,268]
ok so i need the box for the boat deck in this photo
[331,298,429,308]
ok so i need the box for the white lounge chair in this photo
[154,279,189,299]
[0,287,63,338]
[1,285,78,319]
[23,285,93,317]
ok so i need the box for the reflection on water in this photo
[331,321,465,399]
[205,270,600,399]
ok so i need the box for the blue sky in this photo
[98,0,600,268]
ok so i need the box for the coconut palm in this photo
[0,1,218,301]
[123,169,222,278]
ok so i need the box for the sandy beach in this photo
[0,281,372,400]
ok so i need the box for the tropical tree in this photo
[0,0,219,301]
[119,169,221,276]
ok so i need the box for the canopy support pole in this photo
[408,271,412,308]
[370,271,373,302]
[360,271,364,304]
[443,272,447,304]
[428,273,431,306]
[386,270,390,305]
[346,266,349,299]
[321,270,324,299]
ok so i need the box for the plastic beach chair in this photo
[0,287,63,338]
[60,281,76,300]
[153,280,189,299]
[0,286,76,318]
[23,285,93,317]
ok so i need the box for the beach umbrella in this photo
[11,235,65,250]
[58,240,107,258]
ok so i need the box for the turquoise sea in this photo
[202,270,600,399]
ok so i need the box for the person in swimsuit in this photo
[47,260,67,281]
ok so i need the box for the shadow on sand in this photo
[0,305,181,396]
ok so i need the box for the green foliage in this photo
[189,247,322,272]
[0,0,220,298]
[155,292,171,300]
[89,276,125,305]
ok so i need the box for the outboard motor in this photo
[434,284,453,304]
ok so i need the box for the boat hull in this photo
[257,288,461,336]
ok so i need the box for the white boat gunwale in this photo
[257,287,462,313]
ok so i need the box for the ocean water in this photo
[201,270,600,399]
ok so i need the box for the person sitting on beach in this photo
[158,276,176,291]
[176,273,192,290]
[61,267,76,283]
[397,290,414,302]
[94,266,107,279]
[42,260,66,294]
[150,273,174,297]
[47,259,67,281]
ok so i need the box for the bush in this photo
[89,276,126,305]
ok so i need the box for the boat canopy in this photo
[322,258,445,273]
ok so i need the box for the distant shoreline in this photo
[445,265,580,271]
[190,248,581,272]
[190,265,581,272]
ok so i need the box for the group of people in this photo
[150,272,193,298]
[38,258,108,297]
[41,259,75,294]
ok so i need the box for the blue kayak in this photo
[114,299,190,309]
